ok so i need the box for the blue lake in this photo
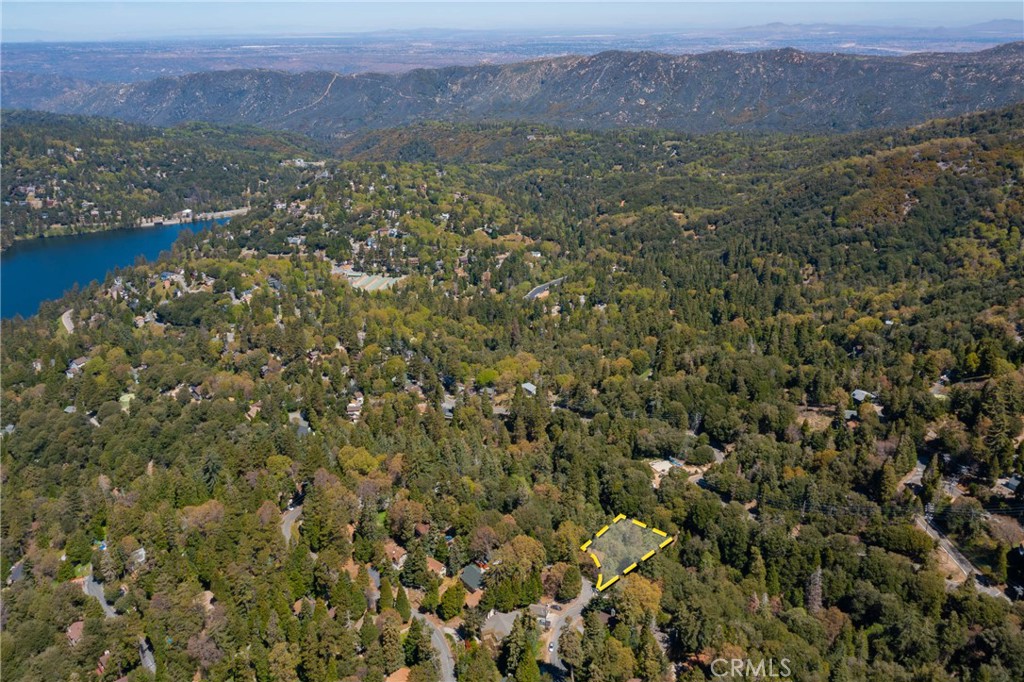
[1,219,225,319]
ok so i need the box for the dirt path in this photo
[281,73,339,118]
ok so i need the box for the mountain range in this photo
[3,43,1023,138]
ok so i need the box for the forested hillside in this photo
[3,44,1022,137]
[1,112,320,249]
[1,105,1023,682]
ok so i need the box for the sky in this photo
[2,2,1022,42]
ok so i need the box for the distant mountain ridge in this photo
[4,43,1023,137]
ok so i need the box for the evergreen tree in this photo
[501,612,538,677]
[438,581,466,621]
[514,655,541,682]
[557,565,582,602]
[401,541,431,588]
[379,577,394,614]
[380,615,404,674]
[559,628,584,682]
[395,583,412,622]
[456,644,501,682]
[421,580,440,613]
[636,625,668,682]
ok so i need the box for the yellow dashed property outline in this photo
[580,515,675,591]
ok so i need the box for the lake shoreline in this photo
[1,216,233,319]
[1,207,249,254]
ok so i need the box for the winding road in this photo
[414,613,455,681]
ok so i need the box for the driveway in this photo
[83,572,117,618]
[898,456,928,494]
[280,505,302,545]
[414,613,455,681]
[548,578,595,670]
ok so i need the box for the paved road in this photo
[61,309,75,334]
[414,613,455,682]
[83,573,117,618]
[525,277,566,301]
[280,505,302,545]
[917,515,1010,602]
[549,578,595,671]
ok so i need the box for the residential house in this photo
[650,460,673,477]
[426,557,447,579]
[529,603,549,620]
[129,546,147,571]
[97,651,111,675]
[441,396,456,420]
[347,395,364,422]
[460,564,484,593]
[66,356,89,378]
[481,610,516,644]
[851,389,875,403]
[67,621,85,647]
[383,539,407,571]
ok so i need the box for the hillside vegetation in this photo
[2,44,1022,138]
[1,111,321,248]
[1,105,1023,682]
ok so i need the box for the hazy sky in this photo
[3,2,1022,41]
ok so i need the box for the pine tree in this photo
[895,434,917,476]
[879,461,898,502]
[379,577,394,614]
[514,655,541,682]
[635,625,667,682]
[405,617,427,666]
[401,541,430,588]
[360,619,379,652]
[380,616,404,674]
[501,612,538,677]
[395,583,412,622]
[455,644,501,682]
[749,546,767,593]
[559,628,584,682]
[557,565,582,601]
[438,581,466,621]
[995,542,1009,583]
[100,549,119,583]
[421,580,440,613]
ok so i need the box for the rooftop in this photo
[461,563,484,591]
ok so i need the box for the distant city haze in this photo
[2,2,1021,42]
